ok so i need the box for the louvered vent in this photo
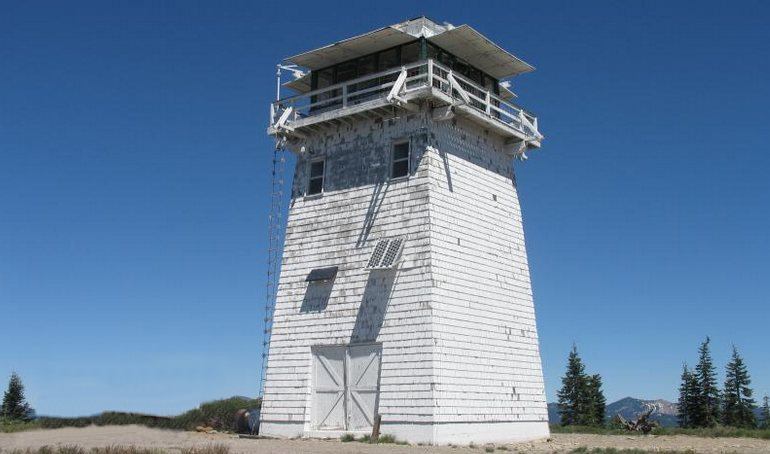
[366,237,405,269]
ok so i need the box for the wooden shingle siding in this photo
[261,110,548,436]
[426,118,547,422]
[261,114,437,426]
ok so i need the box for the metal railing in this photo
[270,59,540,140]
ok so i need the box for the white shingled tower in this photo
[260,17,549,445]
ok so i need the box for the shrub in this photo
[34,397,261,434]
[38,417,94,430]
[172,397,260,431]
[340,433,355,442]
[0,418,41,433]
[180,444,230,454]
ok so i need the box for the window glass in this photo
[316,68,333,89]
[357,55,376,78]
[391,142,410,178]
[401,42,420,64]
[308,160,325,195]
[378,48,399,71]
[314,68,335,104]
[437,50,453,68]
[454,58,470,78]
[336,61,357,83]
[427,43,439,60]
[484,75,495,91]
[468,67,483,85]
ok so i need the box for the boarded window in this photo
[306,266,338,282]
[391,141,410,179]
[308,159,325,195]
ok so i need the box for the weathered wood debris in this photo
[616,406,660,434]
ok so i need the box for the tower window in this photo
[391,142,410,179]
[307,159,325,195]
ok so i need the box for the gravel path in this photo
[2,425,770,453]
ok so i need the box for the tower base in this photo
[260,421,550,445]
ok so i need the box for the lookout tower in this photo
[260,17,548,444]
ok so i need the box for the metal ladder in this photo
[259,140,288,399]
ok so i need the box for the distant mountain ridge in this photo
[548,397,679,427]
[548,397,765,428]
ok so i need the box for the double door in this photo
[311,344,382,431]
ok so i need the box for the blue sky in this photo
[1,0,768,417]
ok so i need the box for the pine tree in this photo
[586,374,606,426]
[677,364,699,428]
[1,372,34,421]
[692,337,720,427]
[760,395,770,429]
[557,345,589,426]
[721,346,756,428]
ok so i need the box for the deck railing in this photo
[270,59,540,140]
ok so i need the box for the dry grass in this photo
[1,445,230,454]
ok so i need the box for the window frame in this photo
[306,158,326,196]
[390,140,411,180]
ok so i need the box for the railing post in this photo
[427,59,433,89]
[342,85,348,108]
[485,91,491,116]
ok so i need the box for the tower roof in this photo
[284,17,534,80]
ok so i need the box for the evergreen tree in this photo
[721,346,756,428]
[1,372,34,421]
[586,374,606,426]
[557,345,589,426]
[677,364,699,428]
[760,395,770,429]
[692,337,720,427]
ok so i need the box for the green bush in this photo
[171,396,260,431]
[33,397,260,433]
[376,434,407,444]
[0,417,41,433]
[340,433,355,442]
[38,417,94,430]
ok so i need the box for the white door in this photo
[311,344,382,431]
[311,346,347,430]
[346,344,382,430]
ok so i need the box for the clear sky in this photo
[1,0,768,417]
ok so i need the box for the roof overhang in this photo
[426,25,534,79]
[284,21,534,80]
[283,71,312,93]
[286,27,415,70]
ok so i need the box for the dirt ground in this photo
[2,425,770,454]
